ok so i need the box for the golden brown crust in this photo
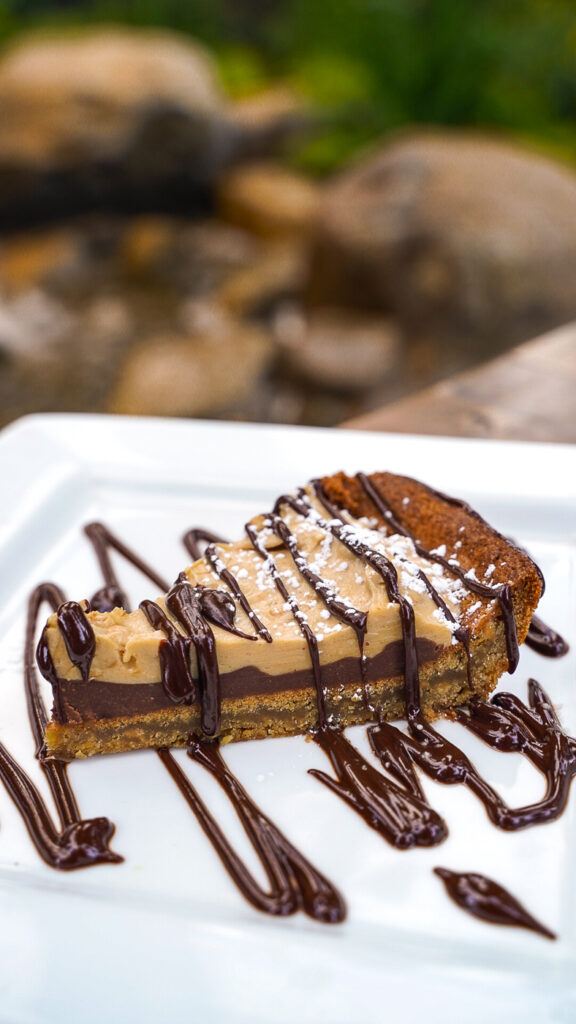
[321,470,542,646]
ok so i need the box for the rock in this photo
[308,132,576,362]
[0,214,275,426]
[229,87,316,159]
[216,162,319,238]
[0,286,137,426]
[117,216,180,282]
[0,28,233,222]
[274,305,400,392]
[118,215,260,291]
[216,239,307,316]
[109,303,272,417]
[0,228,81,294]
[154,219,259,293]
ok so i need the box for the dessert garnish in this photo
[0,583,122,869]
[434,867,556,940]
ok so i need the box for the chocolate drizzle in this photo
[351,473,568,666]
[84,521,170,611]
[526,614,569,658]
[7,584,123,869]
[158,738,345,922]
[434,867,556,940]
[164,577,221,736]
[140,597,197,705]
[338,473,520,673]
[273,491,424,724]
[55,601,95,683]
[184,528,272,643]
[245,517,328,728]
[367,678,576,832]
[183,527,227,562]
[26,476,573,931]
[455,680,576,827]
[268,512,368,670]
[311,725,447,848]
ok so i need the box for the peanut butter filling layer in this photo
[43,498,467,694]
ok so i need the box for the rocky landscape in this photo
[2,28,576,428]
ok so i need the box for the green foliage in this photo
[217,46,270,98]
[273,0,576,170]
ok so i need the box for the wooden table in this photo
[343,322,576,443]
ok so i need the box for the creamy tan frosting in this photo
[45,496,469,684]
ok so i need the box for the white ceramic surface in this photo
[0,413,574,1024]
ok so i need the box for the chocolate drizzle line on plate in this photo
[433,867,556,940]
[310,724,448,848]
[158,738,345,923]
[369,679,576,831]
[526,614,570,657]
[79,521,346,918]
[84,521,171,612]
[5,584,123,869]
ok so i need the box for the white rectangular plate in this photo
[0,413,575,1024]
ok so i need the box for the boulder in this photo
[109,303,272,417]
[0,227,80,294]
[0,288,133,424]
[0,28,233,222]
[273,305,400,392]
[308,132,576,362]
[118,216,258,291]
[216,239,307,316]
[229,87,316,159]
[0,215,279,425]
[216,161,319,237]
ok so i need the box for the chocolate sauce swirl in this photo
[158,738,345,923]
[79,523,346,919]
[368,678,576,831]
[311,725,447,848]
[30,486,574,932]
[526,614,569,658]
[455,680,576,827]
[84,521,171,611]
[9,583,123,869]
[183,528,227,563]
[434,867,556,940]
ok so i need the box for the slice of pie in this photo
[37,471,543,759]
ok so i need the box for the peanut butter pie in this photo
[37,471,543,759]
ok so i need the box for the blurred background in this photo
[1,0,576,430]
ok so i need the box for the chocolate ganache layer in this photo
[53,639,442,722]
